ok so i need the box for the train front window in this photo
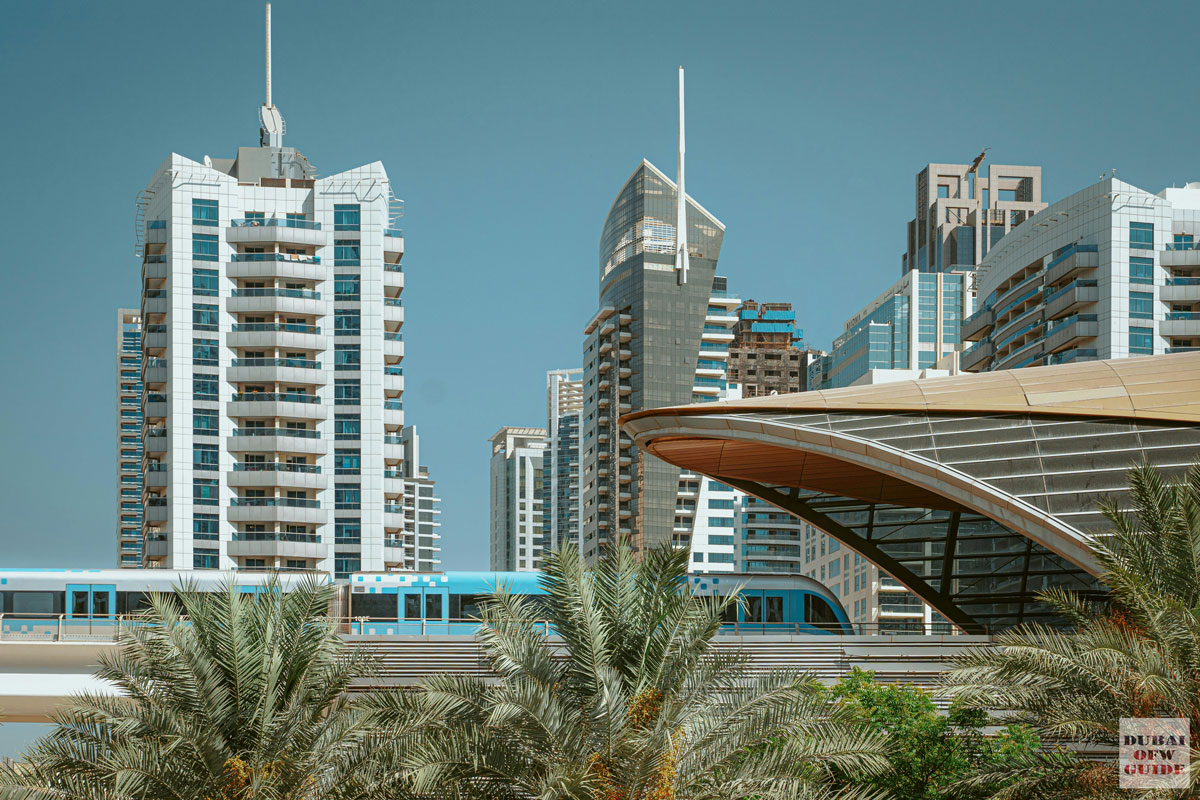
[745,596,763,623]
[72,592,89,616]
[805,594,840,630]
[426,594,443,620]
[765,596,783,624]
[403,594,420,620]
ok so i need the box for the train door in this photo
[422,585,450,635]
[763,591,788,632]
[739,589,764,632]
[400,590,423,634]
[65,583,117,635]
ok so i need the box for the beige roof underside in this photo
[623,352,1200,425]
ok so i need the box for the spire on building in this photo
[259,4,285,149]
[675,66,689,285]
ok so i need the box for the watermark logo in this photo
[1120,717,1190,789]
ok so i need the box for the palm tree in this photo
[0,576,408,800]
[373,541,889,800]
[943,462,1200,799]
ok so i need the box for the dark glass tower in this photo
[580,160,725,561]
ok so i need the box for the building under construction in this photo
[727,301,821,398]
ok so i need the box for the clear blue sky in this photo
[1,0,1198,758]
[2,2,1199,571]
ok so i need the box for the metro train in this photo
[0,568,852,637]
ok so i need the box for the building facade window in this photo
[335,518,361,544]
[193,374,219,402]
[193,303,219,331]
[334,309,361,336]
[193,548,219,569]
[1130,326,1155,355]
[334,240,361,266]
[334,343,360,370]
[193,513,219,539]
[335,483,361,510]
[193,233,219,261]
[1130,257,1155,285]
[334,413,360,440]
[333,204,361,231]
[334,274,360,300]
[193,338,219,365]
[194,477,219,506]
[193,410,218,437]
[334,449,361,475]
[334,379,360,405]
[193,268,219,297]
[1130,291,1155,320]
[192,198,219,227]
[194,444,219,471]
[1130,221,1155,250]
[334,551,361,579]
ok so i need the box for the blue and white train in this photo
[0,569,852,637]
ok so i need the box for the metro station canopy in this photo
[621,353,1200,633]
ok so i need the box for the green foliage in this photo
[0,576,410,800]
[369,540,890,799]
[826,668,1040,800]
[943,462,1200,799]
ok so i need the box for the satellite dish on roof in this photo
[260,105,284,136]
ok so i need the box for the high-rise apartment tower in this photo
[543,369,583,553]
[117,309,144,567]
[489,427,548,571]
[580,68,739,564]
[137,6,434,577]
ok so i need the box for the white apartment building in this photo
[399,425,442,571]
[137,47,430,577]
[489,427,548,571]
[963,177,1200,370]
[117,309,144,567]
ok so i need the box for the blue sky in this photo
[2,0,1199,758]
[2,0,1199,572]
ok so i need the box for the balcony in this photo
[228,427,324,456]
[143,429,167,455]
[227,218,328,248]
[1161,312,1200,338]
[228,322,323,351]
[228,531,324,560]
[228,357,324,386]
[960,338,993,371]
[142,290,167,318]
[227,497,324,525]
[1163,245,1200,269]
[1162,276,1200,303]
[1044,279,1099,319]
[227,392,326,421]
[1045,245,1099,285]
[1043,314,1099,354]
[384,299,404,324]
[960,306,993,342]
[229,462,326,490]
[228,287,322,316]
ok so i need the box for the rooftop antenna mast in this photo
[259,3,285,148]
[675,66,689,285]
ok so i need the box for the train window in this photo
[403,594,421,620]
[722,599,738,624]
[93,593,111,618]
[72,592,89,616]
[745,595,763,623]
[765,596,783,624]
[450,594,485,621]
[12,592,56,614]
[351,593,397,621]
[119,592,154,614]
[805,594,840,631]
[426,594,443,620]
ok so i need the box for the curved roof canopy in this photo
[621,353,1200,633]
